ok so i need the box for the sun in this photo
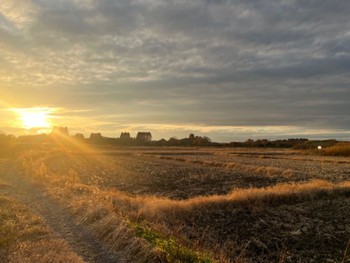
[13,108,53,130]
[20,111,50,129]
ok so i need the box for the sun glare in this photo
[13,108,53,130]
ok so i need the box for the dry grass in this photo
[0,195,84,263]
[17,149,173,262]
[0,178,10,189]
[9,240,85,263]
[158,155,296,178]
[110,179,350,221]
[321,142,350,157]
[14,147,350,262]
[68,199,163,262]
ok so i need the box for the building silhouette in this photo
[136,132,152,142]
[120,132,131,140]
[51,126,69,137]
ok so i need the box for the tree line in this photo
[0,126,339,149]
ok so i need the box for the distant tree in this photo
[255,139,270,147]
[193,136,211,146]
[158,138,167,146]
[73,133,85,140]
[90,133,103,141]
[168,137,179,145]
[244,139,254,147]
[89,133,103,144]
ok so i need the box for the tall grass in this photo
[110,179,350,222]
[0,195,84,263]
[320,142,350,157]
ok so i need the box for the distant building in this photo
[136,132,152,142]
[90,133,103,140]
[51,126,69,137]
[120,132,131,140]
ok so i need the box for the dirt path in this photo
[0,160,120,263]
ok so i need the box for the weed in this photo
[132,223,214,263]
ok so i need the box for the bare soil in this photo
[169,193,350,262]
[90,148,350,262]
[63,148,350,199]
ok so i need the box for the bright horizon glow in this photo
[1,106,349,141]
[12,108,54,130]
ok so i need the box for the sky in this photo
[0,0,350,142]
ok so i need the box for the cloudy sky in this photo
[0,0,350,142]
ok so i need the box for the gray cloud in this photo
[0,0,350,140]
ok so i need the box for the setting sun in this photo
[13,108,53,130]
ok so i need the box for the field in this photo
[1,145,350,262]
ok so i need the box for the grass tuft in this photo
[132,223,214,263]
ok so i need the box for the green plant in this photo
[132,223,214,263]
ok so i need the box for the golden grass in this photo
[321,142,350,156]
[9,240,85,263]
[70,200,162,262]
[0,178,10,189]
[17,150,167,262]
[110,179,350,222]
[0,195,84,263]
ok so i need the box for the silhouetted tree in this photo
[193,136,211,146]
[90,133,102,140]
[73,133,85,141]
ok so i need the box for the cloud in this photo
[0,0,349,140]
